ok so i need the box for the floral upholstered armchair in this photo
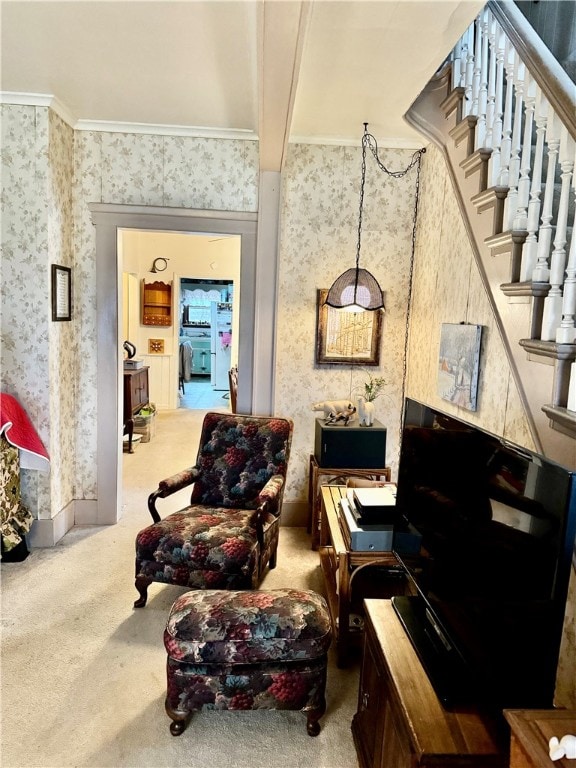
[134,412,293,607]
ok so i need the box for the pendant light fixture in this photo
[325,123,425,312]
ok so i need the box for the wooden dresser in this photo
[123,367,149,452]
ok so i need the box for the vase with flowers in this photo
[354,371,386,426]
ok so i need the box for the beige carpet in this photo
[1,409,361,768]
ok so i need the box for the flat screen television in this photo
[392,398,576,713]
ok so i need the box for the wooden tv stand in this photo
[352,600,507,768]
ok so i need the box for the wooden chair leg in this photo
[134,574,152,607]
[306,696,326,736]
[165,702,192,736]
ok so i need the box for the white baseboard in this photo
[28,502,75,547]
[28,499,99,547]
[74,499,100,525]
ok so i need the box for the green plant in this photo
[358,371,386,402]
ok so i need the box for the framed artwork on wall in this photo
[437,322,482,411]
[51,264,72,321]
[315,288,382,366]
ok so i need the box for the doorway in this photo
[179,277,236,410]
[121,228,241,412]
[91,204,268,524]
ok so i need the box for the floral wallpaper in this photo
[276,142,421,501]
[2,111,259,513]
[47,111,75,518]
[406,143,535,449]
[72,132,259,499]
[1,105,51,517]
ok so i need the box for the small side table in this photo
[308,454,390,550]
[318,485,405,666]
[505,709,576,768]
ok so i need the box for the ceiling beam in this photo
[258,0,311,172]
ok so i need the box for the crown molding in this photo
[75,119,258,140]
[0,91,77,127]
[1,92,423,148]
[288,134,425,150]
[0,91,258,140]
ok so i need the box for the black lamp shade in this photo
[325,267,385,311]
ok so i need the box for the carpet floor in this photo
[1,408,361,768]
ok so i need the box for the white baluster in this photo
[463,25,475,117]
[556,212,576,343]
[514,73,536,233]
[522,89,549,281]
[542,126,575,340]
[452,35,464,90]
[484,13,498,150]
[488,23,506,186]
[505,54,525,229]
[475,10,490,149]
[499,39,515,187]
[471,15,482,119]
[568,362,576,412]
[533,110,561,284]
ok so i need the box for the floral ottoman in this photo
[164,588,332,736]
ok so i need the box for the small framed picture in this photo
[51,264,72,321]
[438,323,482,411]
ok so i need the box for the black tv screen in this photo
[392,398,576,712]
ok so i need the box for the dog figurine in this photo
[312,400,357,422]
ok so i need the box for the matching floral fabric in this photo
[165,589,331,718]
[166,657,328,716]
[135,413,293,593]
[187,413,292,511]
[136,507,269,590]
[165,589,332,664]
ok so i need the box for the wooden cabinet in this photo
[141,280,172,326]
[352,600,507,768]
[354,622,386,767]
[505,709,576,768]
[123,367,149,453]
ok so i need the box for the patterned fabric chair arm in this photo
[255,474,285,518]
[147,467,201,523]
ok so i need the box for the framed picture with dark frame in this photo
[315,288,382,366]
[51,264,72,321]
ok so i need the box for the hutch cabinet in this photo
[141,280,172,326]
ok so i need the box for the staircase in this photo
[405,0,576,467]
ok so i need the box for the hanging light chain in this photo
[364,125,424,178]
[354,125,369,281]
[399,147,425,445]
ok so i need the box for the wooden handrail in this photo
[488,0,576,141]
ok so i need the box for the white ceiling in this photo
[1,0,485,170]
